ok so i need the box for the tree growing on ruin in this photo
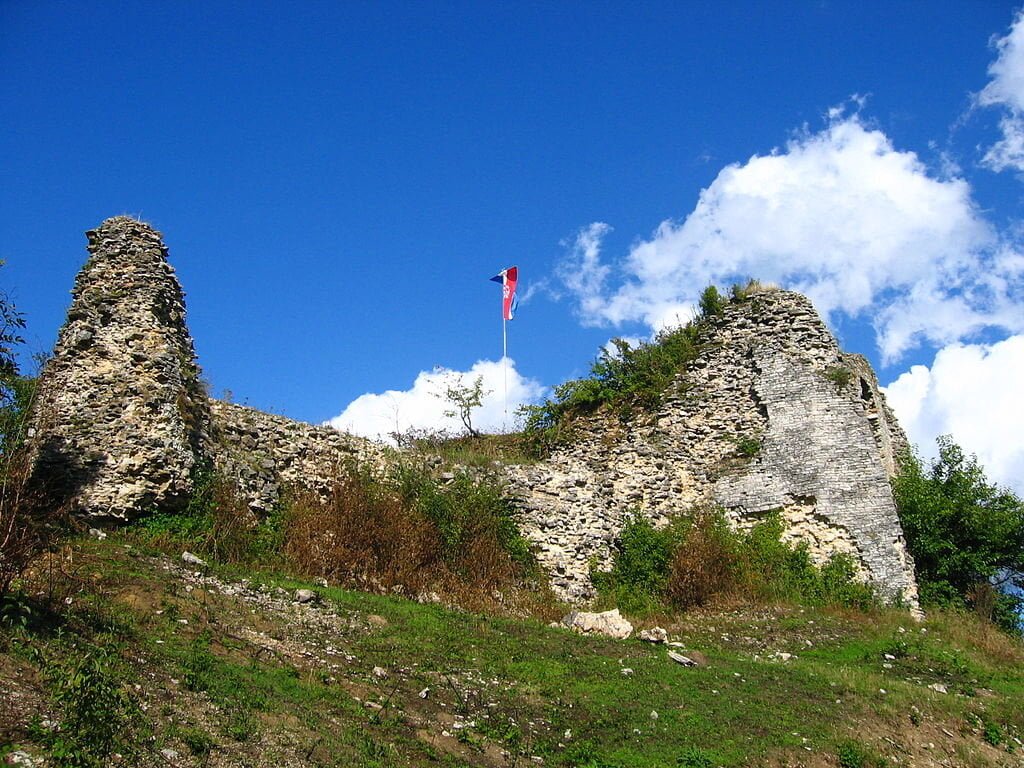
[436,374,490,438]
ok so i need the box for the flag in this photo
[489,266,518,320]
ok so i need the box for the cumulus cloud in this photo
[558,113,1024,362]
[556,222,613,322]
[884,335,1024,494]
[328,358,546,443]
[979,11,1024,171]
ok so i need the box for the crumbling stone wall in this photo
[508,290,919,606]
[29,217,211,521]
[209,400,386,514]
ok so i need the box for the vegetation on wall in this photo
[593,507,875,614]
[134,459,541,609]
[893,436,1024,633]
[518,280,770,457]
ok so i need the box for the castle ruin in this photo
[28,217,919,606]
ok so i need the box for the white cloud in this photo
[979,11,1024,171]
[558,114,1024,363]
[328,358,546,443]
[884,335,1024,494]
[556,222,613,322]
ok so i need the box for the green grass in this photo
[2,535,1022,767]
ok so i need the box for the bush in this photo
[520,280,774,457]
[595,507,876,613]
[285,460,537,602]
[825,365,853,389]
[134,463,282,567]
[698,285,726,318]
[36,645,140,767]
[592,512,675,612]
[519,321,701,456]
[893,437,1024,634]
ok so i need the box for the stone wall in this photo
[28,217,211,520]
[209,400,386,514]
[28,217,387,521]
[508,289,919,605]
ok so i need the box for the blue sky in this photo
[3,2,1024,491]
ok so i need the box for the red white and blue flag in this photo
[490,266,518,321]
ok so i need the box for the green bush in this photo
[36,646,140,767]
[519,319,702,456]
[592,512,675,612]
[825,365,853,389]
[893,437,1024,633]
[837,739,879,768]
[698,284,726,318]
[596,508,876,613]
[520,281,773,457]
[396,463,535,577]
[133,463,284,567]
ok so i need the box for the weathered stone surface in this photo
[508,289,918,606]
[28,218,386,522]
[209,399,385,514]
[30,219,918,612]
[28,217,211,520]
[561,608,634,639]
[638,627,668,643]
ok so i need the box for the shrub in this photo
[825,366,853,389]
[284,460,537,602]
[893,437,1024,634]
[37,645,140,767]
[596,507,876,613]
[698,284,726,318]
[592,512,675,612]
[735,436,761,458]
[519,320,701,456]
[665,510,740,608]
[837,740,878,768]
[134,463,282,567]
[520,280,775,457]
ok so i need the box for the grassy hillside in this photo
[2,534,1022,768]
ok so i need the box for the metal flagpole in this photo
[502,315,508,420]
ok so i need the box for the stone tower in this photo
[29,217,210,521]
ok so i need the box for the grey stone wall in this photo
[508,289,919,606]
[209,400,386,514]
[28,217,211,521]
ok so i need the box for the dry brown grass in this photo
[664,510,740,609]
[928,607,1024,667]
[283,479,444,594]
[0,448,64,598]
[281,465,536,609]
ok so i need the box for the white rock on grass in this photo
[638,627,667,643]
[181,551,206,566]
[561,608,633,639]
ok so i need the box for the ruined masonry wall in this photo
[29,217,211,520]
[209,400,386,514]
[508,290,919,605]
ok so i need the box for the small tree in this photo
[893,437,1024,633]
[436,374,490,438]
[0,261,26,410]
[698,284,726,318]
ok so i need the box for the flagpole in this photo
[502,315,508,421]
